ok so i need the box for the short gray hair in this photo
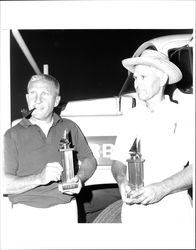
[27,74,60,95]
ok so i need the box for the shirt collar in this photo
[19,112,63,128]
[136,95,172,114]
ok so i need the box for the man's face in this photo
[26,80,60,121]
[133,65,164,101]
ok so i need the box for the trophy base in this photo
[58,182,79,192]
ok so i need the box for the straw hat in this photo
[122,49,182,84]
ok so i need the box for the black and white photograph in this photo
[0,1,195,249]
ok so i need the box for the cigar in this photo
[21,108,35,119]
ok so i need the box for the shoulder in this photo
[122,105,145,124]
[4,122,24,141]
[4,117,34,139]
[53,113,78,128]
[163,97,179,115]
[60,117,79,128]
[57,117,82,135]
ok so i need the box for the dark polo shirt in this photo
[4,113,94,208]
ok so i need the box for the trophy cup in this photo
[127,138,145,191]
[58,130,79,192]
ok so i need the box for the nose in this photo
[35,93,42,104]
[134,77,139,89]
[134,76,143,89]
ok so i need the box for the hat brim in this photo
[122,57,182,84]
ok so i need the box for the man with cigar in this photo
[3,74,97,246]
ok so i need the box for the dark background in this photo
[11,29,192,121]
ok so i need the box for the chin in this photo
[32,114,44,120]
[138,95,148,102]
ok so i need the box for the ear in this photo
[54,95,61,107]
[160,72,168,87]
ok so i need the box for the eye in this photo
[42,91,50,96]
[28,91,36,96]
[140,75,145,80]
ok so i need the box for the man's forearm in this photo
[4,173,42,195]
[111,160,127,184]
[159,164,192,196]
[77,158,97,183]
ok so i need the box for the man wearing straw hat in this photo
[93,49,194,248]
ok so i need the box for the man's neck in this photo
[29,115,53,125]
[29,116,54,136]
[145,94,165,112]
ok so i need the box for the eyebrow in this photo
[28,88,50,93]
[134,72,147,77]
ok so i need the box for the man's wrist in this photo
[76,174,84,185]
[35,172,45,185]
[117,176,127,186]
[158,181,171,197]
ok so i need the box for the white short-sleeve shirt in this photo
[111,96,194,185]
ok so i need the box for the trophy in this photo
[58,130,78,191]
[127,138,145,191]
